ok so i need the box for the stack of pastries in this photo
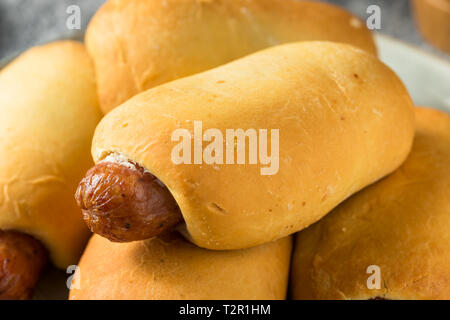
[0,0,447,300]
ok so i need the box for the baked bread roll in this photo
[412,0,450,53]
[86,0,377,113]
[69,234,292,300]
[81,41,415,250]
[291,107,450,300]
[0,41,102,269]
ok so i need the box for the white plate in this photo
[376,34,450,113]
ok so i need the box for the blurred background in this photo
[0,0,449,61]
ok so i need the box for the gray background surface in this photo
[0,0,449,61]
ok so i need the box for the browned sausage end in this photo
[75,161,183,242]
[0,230,48,300]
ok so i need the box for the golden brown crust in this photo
[0,41,102,268]
[291,107,450,300]
[412,0,450,53]
[70,233,292,300]
[76,161,183,242]
[0,230,47,300]
[86,0,377,113]
[91,42,414,250]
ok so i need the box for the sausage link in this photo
[0,230,47,300]
[75,161,183,242]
